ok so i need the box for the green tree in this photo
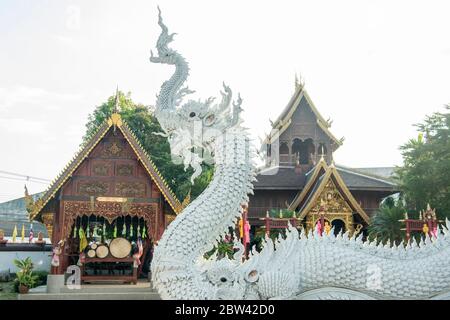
[368,198,406,245]
[82,91,213,201]
[395,105,450,219]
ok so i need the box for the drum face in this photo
[96,245,109,258]
[109,238,132,258]
[91,243,98,250]
[87,249,96,258]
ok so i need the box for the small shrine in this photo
[27,94,182,283]
[400,204,442,240]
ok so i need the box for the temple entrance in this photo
[65,214,153,284]
[331,219,346,236]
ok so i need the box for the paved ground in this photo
[0,281,17,300]
[18,280,161,300]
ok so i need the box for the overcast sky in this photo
[1,0,450,202]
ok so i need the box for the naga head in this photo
[150,8,243,182]
[149,7,178,66]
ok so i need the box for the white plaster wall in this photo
[0,251,51,273]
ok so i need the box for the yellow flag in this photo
[12,225,18,243]
[239,219,244,238]
[21,224,25,242]
[78,228,88,253]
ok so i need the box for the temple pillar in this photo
[41,212,54,243]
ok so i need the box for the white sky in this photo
[1,0,450,202]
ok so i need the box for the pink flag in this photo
[316,220,322,236]
[29,224,34,243]
[243,221,250,244]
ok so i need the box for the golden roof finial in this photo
[108,86,123,128]
[330,159,336,168]
[295,72,304,90]
[113,85,120,114]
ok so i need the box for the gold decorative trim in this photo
[296,165,370,224]
[107,113,123,127]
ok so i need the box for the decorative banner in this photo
[73,223,78,239]
[12,225,17,243]
[316,220,323,236]
[113,223,117,238]
[21,224,25,242]
[142,224,147,239]
[239,218,244,239]
[29,223,34,243]
[79,228,88,253]
[130,221,134,238]
[122,219,126,236]
[243,221,250,244]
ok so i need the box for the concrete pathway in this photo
[18,280,161,300]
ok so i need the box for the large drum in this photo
[96,244,109,258]
[109,238,132,259]
[87,249,96,258]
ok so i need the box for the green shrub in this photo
[13,257,39,292]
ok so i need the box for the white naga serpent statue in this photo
[149,9,450,300]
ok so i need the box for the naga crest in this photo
[150,7,243,182]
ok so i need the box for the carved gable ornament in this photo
[310,180,352,214]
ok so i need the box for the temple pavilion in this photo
[247,80,398,237]
[26,94,182,281]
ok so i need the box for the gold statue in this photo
[422,223,429,234]
[324,221,331,235]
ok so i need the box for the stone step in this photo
[18,291,161,300]
[59,283,156,294]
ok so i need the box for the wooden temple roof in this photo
[254,163,398,192]
[29,113,183,221]
[268,84,343,147]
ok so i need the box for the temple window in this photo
[331,219,346,236]
[293,138,315,165]
[291,139,302,164]
[279,142,289,155]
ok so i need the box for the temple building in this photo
[248,81,398,235]
[26,95,182,281]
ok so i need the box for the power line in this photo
[0,175,50,185]
[0,170,51,182]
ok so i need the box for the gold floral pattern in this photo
[117,164,134,176]
[115,182,146,197]
[78,182,109,196]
